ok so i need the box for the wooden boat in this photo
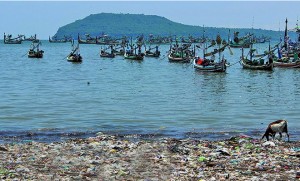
[22,34,38,42]
[124,46,144,60]
[115,49,125,56]
[78,33,97,44]
[273,52,300,68]
[124,38,144,60]
[124,52,144,60]
[113,44,125,56]
[256,41,299,68]
[67,42,82,62]
[229,31,253,48]
[96,34,119,45]
[146,35,172,44]
[240,57,273,71]
[240,44,273,71]
[28,41,44,58]
[193,34,230,72]
[100,45,115,58]
[49,35,72,43]
[274,18,300,67]
[4,33,22,44]
[144,45,160,57]
[168,53,190,63]
[193,57,227,72]
[253,35,270,44]
[273,59,300,68]
[168,41,193,63]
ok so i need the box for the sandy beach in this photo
[0,133,299,180]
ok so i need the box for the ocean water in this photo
[0,40,299,143]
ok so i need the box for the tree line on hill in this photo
[53,13,292,42]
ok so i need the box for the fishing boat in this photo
[146,35,172,44]
[273,59,300,68]
[273,46,300,68]
[4,33,22,44]
[100,45,115,58]
[49,35,72,43]
[253,35,269,44]
[113,44,126,56]
[240,43,273,71]
[273,18,300,68]
[240,57,273,70]
[124,38,144,60]
[229,31,253,48]
[193,56,227,72]
[168,40,193,63]
[22,34,38,42]
[124,45,144,60]
[78,33,97,44]
[28,41,44,58]
[279,18,296,58]
[193,34,230,72]
[96,34,119,45]
[144,45,160,57]
[67,42,82,62]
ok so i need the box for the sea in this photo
[0,40,299,143]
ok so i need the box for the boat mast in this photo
[130,37,133,54]
[228,29,230,43]
[216,34,222,63]
[219,43,221,63]
[284,18,288,50]
[297,18,300,45]
[242,47,244,60]
[202,25,206,59]
[250,43,253,61]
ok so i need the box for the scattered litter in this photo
[0,134,298,180]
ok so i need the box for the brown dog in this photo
[261,120,290,141]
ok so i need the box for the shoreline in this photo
[0,133,299,180]
[1,128,299,144]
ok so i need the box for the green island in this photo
[53,13,286,40]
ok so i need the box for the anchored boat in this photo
[28,41,44,58]
[67,41,82,62]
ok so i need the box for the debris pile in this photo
[0,133,299,180]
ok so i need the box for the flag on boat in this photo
[277,47,282,59]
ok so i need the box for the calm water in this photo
[0,41,299,143]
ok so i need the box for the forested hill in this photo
[53,13,285,40]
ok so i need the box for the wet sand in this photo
[0,133,299,180]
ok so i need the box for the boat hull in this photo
[78,34,96,44]
[4,40,22,44]
[273,61,300,68]
[241,58,273,71]
[193,58,226,72]
[28,51,44,58]
[229,43,251,48]
[145,50,160,58]
[124,53,144,60]
[67,55,82,62]
[49,39,68,43]
[145,52,160,58]
[168,54,190,63]
[100,53,115,58]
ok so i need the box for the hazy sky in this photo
[0,1,299,39]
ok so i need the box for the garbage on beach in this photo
[0,134,299,180]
